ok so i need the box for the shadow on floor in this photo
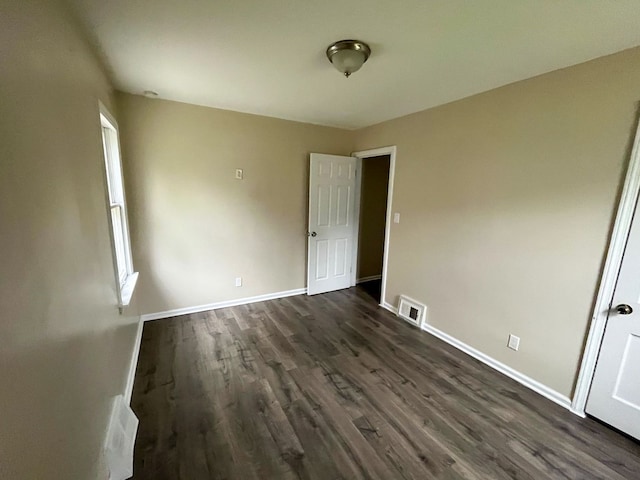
[357,279,381,303]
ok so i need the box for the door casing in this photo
[350,146,397,308]
[573,117,640,416]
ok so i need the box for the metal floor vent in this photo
[397,295,427,328]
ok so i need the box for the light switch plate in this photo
[235,169,243,179]
[393,213,400,223]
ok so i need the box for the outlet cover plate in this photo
[508,334,520,351]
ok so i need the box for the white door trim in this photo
[351,146,397,308]
[572,118,640,416]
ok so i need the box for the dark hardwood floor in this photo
[131,286,640,479]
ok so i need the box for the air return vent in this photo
[397,295,427,328]
[105,395,138,480]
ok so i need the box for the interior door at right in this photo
[587,198,640,440]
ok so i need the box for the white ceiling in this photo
[67,0,640,129]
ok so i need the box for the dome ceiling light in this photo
[326,40,371,78]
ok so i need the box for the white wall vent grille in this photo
[397,295,427,328]
[105,395,139,480]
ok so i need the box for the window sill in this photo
[119,272,139,311]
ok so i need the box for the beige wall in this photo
[357,155,390,280]
[119,47,640,399]
[117,94,353,315]
[0,0,140,478]
[355,46,640,397]
[5,3,638,476]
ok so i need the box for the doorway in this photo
[351,146,396,307]
[354,154,390,303]
[306,147,396,302]
[572,118,640,439]
[586,187,640,439]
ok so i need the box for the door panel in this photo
[614,334,640,407]
[336,185,351,226]
[315,239,329,281]
[587,197,640,439]
[317,185,331,227]
[307,153,357,295]
[334,238,348,277]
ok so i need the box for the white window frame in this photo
[99,103,138,310]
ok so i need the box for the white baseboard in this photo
[378,301,575,414]
[419,322,573,411]
[380,301,398,314]
[357,274,382,284]
[569,405,587,418]
[124,316,144,405]
[140,288,308,322]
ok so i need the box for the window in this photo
[100,104,138,309]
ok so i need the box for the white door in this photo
[587,197,640,439]
[307,153,357,295]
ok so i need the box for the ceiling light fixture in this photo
[326,40,371,78]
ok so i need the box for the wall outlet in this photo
[235,277,242,287]
[393,212,400,223]
[235,168,243,179]
[507,334,520,351]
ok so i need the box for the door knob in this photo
[307,231,317,237]
[615,304,633,315]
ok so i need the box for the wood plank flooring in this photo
[131,286,640,479]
